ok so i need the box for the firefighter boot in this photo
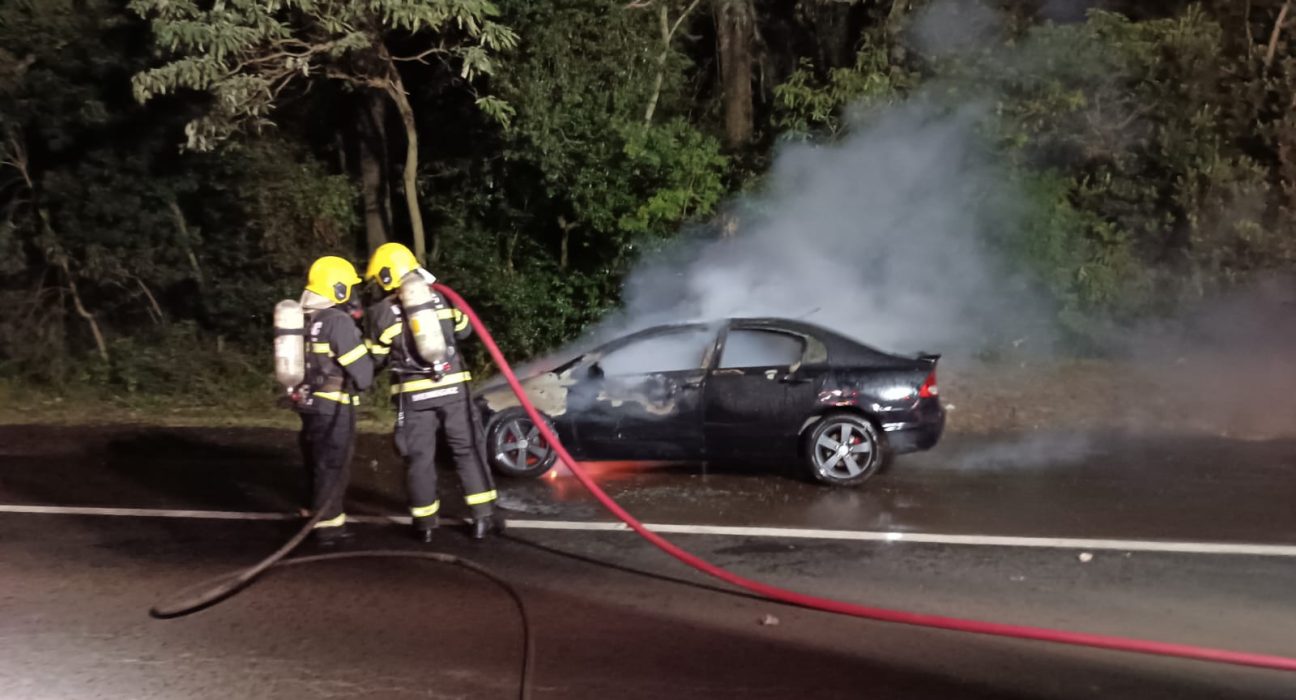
[470,514,506,540]
[312,524,354,547]
[412,514,439,543]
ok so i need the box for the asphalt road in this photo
[2,423,1295,698]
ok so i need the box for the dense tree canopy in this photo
[2,0,1294,395]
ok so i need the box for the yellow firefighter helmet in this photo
[305,256,362,303]
[365,242,424,292]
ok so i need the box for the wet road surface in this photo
[4,425,1293,543]
[2,424,1295,698]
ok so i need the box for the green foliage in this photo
[193,137,359,341]
[971,8,1293,315]
[772,31,917,138]
[1007,169,1149,317]
[9,0,1296,408]
[431,222,615,363]
[81,322,265,397]
[618,119,729,235]
[408,0,728,359]
[490,0,728,266]
[0,0,357,383]
[763,5,1296,330]
[0,0,188,379]
[128,0,518,150]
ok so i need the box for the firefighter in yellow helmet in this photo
[364,242,503,542]
[294,256,374,545]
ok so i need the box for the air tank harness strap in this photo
[313,391,360,405]
[390,372,472,395]
[403,300,439,316]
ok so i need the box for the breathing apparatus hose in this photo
[432,282,1296,674]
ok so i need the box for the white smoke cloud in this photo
[592,95,1048,361]
[503,0,1057,378]
[484,0,1296,448]
[911,0,1003,57]
[950,432,1096,470]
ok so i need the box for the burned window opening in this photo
[720,329,807,369]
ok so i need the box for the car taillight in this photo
[918,369,938,398]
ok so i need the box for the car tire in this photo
[485,408,559,478]
[803,413,890,487]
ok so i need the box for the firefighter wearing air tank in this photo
[274,256,374,545]
[364,242,503,542]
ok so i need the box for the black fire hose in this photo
[147,435,535,700]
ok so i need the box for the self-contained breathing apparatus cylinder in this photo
[273,299,306,388]
[398,272,448,367]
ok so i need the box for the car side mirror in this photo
[588,362,605,379]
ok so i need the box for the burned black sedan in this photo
[474,319,944,487]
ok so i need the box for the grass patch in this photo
[0,378,396,433]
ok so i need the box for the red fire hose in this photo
[436,282,1296,674]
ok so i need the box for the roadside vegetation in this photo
[1,1,1293,430]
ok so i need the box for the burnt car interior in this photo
[574,325,715,459]
[553,323,836,460]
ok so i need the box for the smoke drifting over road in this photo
[952,432,1095,470]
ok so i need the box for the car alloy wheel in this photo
[487,409,558,478]
[805,414,887,486]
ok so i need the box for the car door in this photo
[569,326,717,460]
[704,325,820,461]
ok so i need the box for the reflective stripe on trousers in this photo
[411,501,440,518]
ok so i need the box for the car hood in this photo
[476,370,580,418]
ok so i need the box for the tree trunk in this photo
[644,0,702,125]
[558,216,574,269]
[504,232,518,275]
[38,209,108,361]
[357,92,393,252]
[135,276,165,325]
[645,4,671,125]
[1267,0,1292,68]
[166,199,204,288]
[65,267,108,362]
[383,72,427,263]
[886,0,916,63]
[887,0,911,35]
[714,0,755,148]
[718,210,738,239]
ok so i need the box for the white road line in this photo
[0,504,414,525]
[2,503,1295,557]
[0,504,296,521]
